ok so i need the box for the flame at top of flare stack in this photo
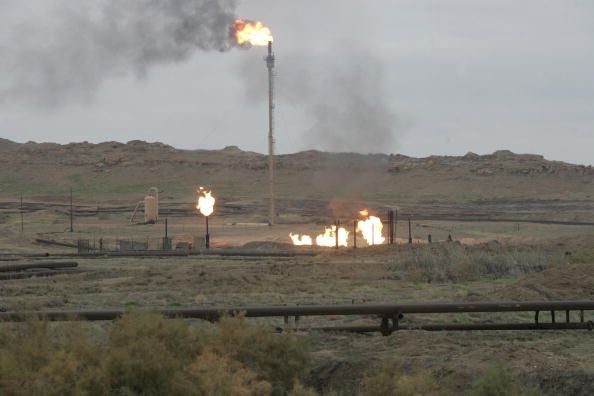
[196,187,215,217]
[233,19,273,47]
[232,18,276,226]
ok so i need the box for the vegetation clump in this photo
[394,244,564,283]
[357,362,539,396]
[0,316,550,395]
[470,364,540,396]
[359,362,438,396]
[0,312,311,396]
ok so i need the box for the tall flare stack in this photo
[266,41,275,225]
[231,19,275,224]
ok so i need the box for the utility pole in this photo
[408,216,412,244]
[394,208,398,243]
[20,193,23,233]
[387,209,394,245]
[205,215,210,249]
[70,188,74,233]
[335,220,340,249]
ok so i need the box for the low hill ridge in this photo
[0,139,592,206]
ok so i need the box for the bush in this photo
[102,312,202,394]
[359,362,437,396]
[0,319,102,395]
[208,315,311,395]
[288,380,318,396]
[470,364,539,396]
[0,312,311,396]
[176,351,271,396]
[395,244,563,283]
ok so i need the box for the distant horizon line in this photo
[1,136,592,167]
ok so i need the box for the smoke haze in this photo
[298,50,397,153]
[1,1,592,165]
[1,0,397,153]
[239,46,398,153]
[0,0,237,106]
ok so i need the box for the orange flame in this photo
[357,209,385,245]
[289,233,313,246]
[289,209,384,247]
[316,225,349,247]
[288,225,349,247]
[233,19,273,46]
[196,187,215,217]
[289,225,349,247]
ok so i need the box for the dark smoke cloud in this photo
[236,44,398,207]
[0,0,237,106]
[300,51,397,154]
[239,45,398,153]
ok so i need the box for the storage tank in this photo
[144,196,158,223]
[148,187,159,220]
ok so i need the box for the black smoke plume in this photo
[0,0,237,106]
[239,45,398,154]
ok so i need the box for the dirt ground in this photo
[1,141,594,394]
[0,211,593,394]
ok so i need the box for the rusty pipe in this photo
[290,321,594,334]
[1,301,593,322]
[0,261,78,273]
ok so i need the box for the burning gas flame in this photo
[357,209,385,245]
[288,225,349,247]
[233,19,273,46]
[316,225,349,247]
[196,187,215,217]
[288,210,385,247]
[289,233,313,246]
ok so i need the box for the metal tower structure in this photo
[266,41,275,225]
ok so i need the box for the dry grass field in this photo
[1,140,593,395]
[1,240,593,394]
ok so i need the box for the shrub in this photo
[0,312,311,396]
[359,362,437,396]
[470,364,539,396]
[82,311,204,395]
[0,319,101,395]
[395,244,563,283]
[176,351,271,396]
[288,380,318,396]
[208,315,311,395]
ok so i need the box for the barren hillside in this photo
[1,139,593,222]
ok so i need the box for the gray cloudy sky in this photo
[1,0,593,165]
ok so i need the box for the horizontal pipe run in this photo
[406,216,594,227]
[35,239,78,249]
[0,269,79,281]
[295,321,594,333]
[69,249,318,259]
[0,261,78,273]
[0,251,318,261]
[0,301,593,322]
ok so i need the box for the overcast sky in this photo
[1,0,593,165]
